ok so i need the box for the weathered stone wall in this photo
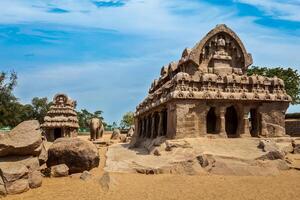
[166,103,177,139]
[173,100,207,139]
[259,102,289,137]
[285,119,300,136]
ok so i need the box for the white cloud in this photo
[1,0,300,122]
[235,0,300,21]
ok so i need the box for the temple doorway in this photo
[206,107,217,134]
[249,108,259,137]
[54,128,62,140]
[225,106,238,137]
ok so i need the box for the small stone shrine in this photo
[41,93,79,141]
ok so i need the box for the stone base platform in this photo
[105,137,299,176]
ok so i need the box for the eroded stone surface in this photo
[0,120,42,157]
[106,138,294,176]
[47,138,99,173]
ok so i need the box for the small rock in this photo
[127,127,134,137]
[153,148,161,156]
[111,129,121,140]
[292,140,300,154]
[40,164,51,177]
[165,140,191,151]
[80,171,92,181]
[28,171,42,188]
[257,150,285,160]
[258,139,278,152]
[0,176,6,197]
[5,179,29,195]
[51,164,69,177]
[197,154,215,169]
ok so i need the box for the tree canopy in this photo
[0,71,105,129]
[120,111,134,129]
[247,66,300,104]
[77,109,105,130]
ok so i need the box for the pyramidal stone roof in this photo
[41,93,79,129]
[136,24,291,116]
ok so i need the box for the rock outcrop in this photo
[0,120,42,157]
[47,138,99,173]
[0,156,42,196]
[0,120,44,197]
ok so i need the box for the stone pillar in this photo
[158,111,163,137]
[137,118,141,137]
[147,115,152,138]
[217,106,227,138]
[145,117,149,138]
[240,107,251,138]
[151,113,156,138]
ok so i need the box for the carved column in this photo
[145,117,149,138]
[147,115,152,138]
[157,111,163,137]
[140,118,144,137]
[217,106,227,138]
[151,113,156,138]
[240,107,251,137]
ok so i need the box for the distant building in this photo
[41,93,79,142]
[133,24,291,143]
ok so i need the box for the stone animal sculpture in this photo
[89,118,104,140]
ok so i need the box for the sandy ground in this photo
[4,134,300,200]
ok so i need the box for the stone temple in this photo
[41,93,79,142]
[133,24,291,142]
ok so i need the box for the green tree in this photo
[31,97,51,123]
[77,109,104,129]
[112,122,118,129]
[120,111,134,129]
[247,66,300,104]
[0,71,19,127]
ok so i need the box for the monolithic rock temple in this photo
[41,93,79,142]
[134,24,292,142]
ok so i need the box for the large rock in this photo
[0,120,42,157]
[38,142,48,165]
[47,138,100,173]
[0,160,30,195]
[0,156,43,195]
[0,162,29,183]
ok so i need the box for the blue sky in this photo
[0,0,300,124]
